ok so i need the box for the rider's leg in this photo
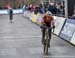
[10,15,13,23]
[48,29,52,47]
[42,28,46,44]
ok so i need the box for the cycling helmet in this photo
[46,11,52,16]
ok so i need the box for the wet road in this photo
[0,14,75,58]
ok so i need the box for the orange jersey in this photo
[40,15,55,26]
[43,15,54,23]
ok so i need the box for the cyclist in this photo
[40,11,55,47]
[9,8,13,23]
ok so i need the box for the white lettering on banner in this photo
[0,10,8,14]
[13,9,23,13]
[62,23,75,37]
[0,9,23,14]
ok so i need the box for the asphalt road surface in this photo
[0,14,75,58]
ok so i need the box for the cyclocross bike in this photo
[43,27,54,55]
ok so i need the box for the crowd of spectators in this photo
[23,2,65,16]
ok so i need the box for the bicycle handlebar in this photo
[40,26,55,32]
[36,24,55,32]
[40,26,53,29]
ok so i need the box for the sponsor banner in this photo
[27,12,32,18]
[24,11,30,17]
[53,16,66,35]
[0,10,8,14]
[24,11,27,17]
[70,32,75,45]
[24,11,31,18]
[13,9,23,14]
[0,9,23,14]
[60,19,75,41]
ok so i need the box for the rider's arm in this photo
[40,15,46,27]
[51,16,55,28]
[52,19,55,26]
[40,19,44,27]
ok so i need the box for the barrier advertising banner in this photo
[13,9,23,14]
[27,12,31,18]
[70,32,75,45]
[53,16,66,35]
[24,11,31,18]
[29,12,34,20]
[0,10,8,14]
[24,11,28,17]
[0,9,23,14]
[60,19,75,41]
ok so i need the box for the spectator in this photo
[34,6,39,14]
[71,14,75,19]
[30,4,35,12]
[39,4,43,14]
[8,8,13,23]
[48,4,57,14]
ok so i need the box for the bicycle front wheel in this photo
[44,41,48,55]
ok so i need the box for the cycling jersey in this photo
[40,14,55,27]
